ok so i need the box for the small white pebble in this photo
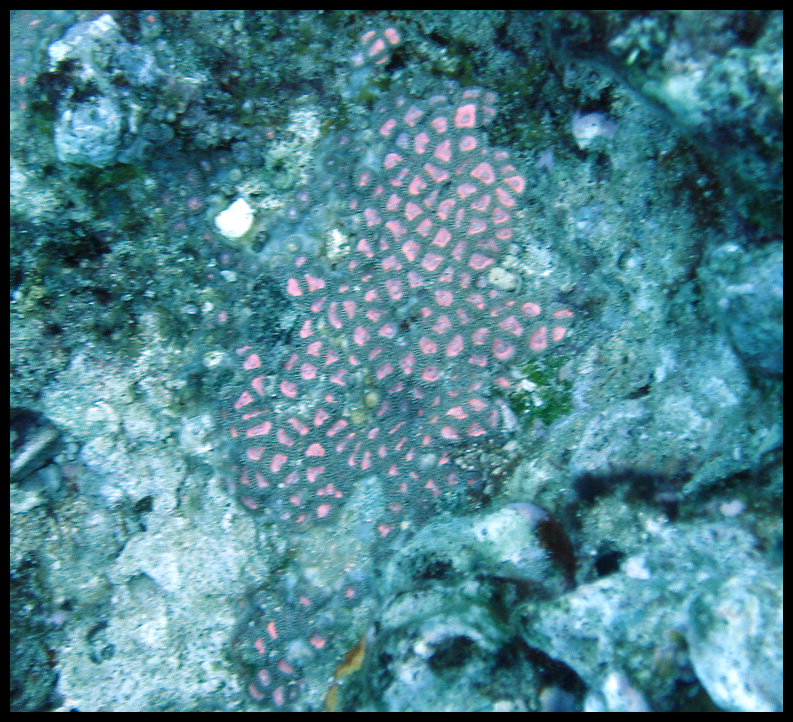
[214,198,254,239]
[571,112,616,151]
[624,555,651,580]
[719,499,745,517]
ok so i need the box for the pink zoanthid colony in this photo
[227,26,573,708]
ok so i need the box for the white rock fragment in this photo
[571,112,616,151]
[687,572,783,712]
[599,671,652,712]
[214,198,254,240]
[48,13,120,70]
[624,555,651,580]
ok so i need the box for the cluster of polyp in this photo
[229,84,571,536]
[231,29,575,709]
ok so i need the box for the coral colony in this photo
[226,27,572,707]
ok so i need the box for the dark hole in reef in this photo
[91,287,114,305]
[428,635,476,672]
[10,408,46,452]
[594,547,623,578]
[417,557,453,582]
[132,495,153,516]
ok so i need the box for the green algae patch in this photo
[508,357,573,428]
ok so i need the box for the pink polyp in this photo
[353,326,370,345]
[424,163,449,183]
[470,194,491,211]
[496,187,515,207]
[247,447,264,461]
[287,278,302,296]
[399,353,415,374]
[300,363,317,380]
[431,116,448,133]
[498,315,524,335]
[330,370,347,385]
[503,175,526,193]
[280,381,298,398]
[382,254,402,271]
[305,273,325,291]
[416,218,433,236]
[446,334,464,356]
[306,443,325,457]
[343,300,356,318]
[326,420,347,437]
[419,337,438,354]
[289,418,309,435]
[404,203,422,221]
[246,421,272,437]
[408,175,427,195]
[468,218,487,235]
[441,426,460,440]
[422,366,441,382]
[271,453,287,472]
[306,466,324,482]
[468,253,494,270]
[493,339,516,360]
[376,362,394,379]
[328,302,343,329]
[435,289,453,306]
[386,279,403,299]
[401,238,419,260]
[364,207,381,227]
[408,270,424,287]
[454,103,477,128]
[432,228,451,247]
[385,219,408,239]
[403,105,424,126]
[380,118,397,137]
[529,326,548,351]
[493,207,510,224]
[252,376,266,396]
[552,326,568,342]
[434,138,452,162]
[384,152,402,169]
[437,198,455,219]
[471,162,496,184]
[235,391,254,410]
[434,315,452,333]
[243,354,261,370]
[368,37,386,59]
[457,183,477,199]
